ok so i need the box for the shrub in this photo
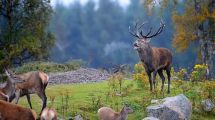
[191,64,208,82]
[133,63,148,89]
[108,73,124,94]
[14,60,83,73]
[175,68,188,80]
[134,63,145,73]
[202,81,215,101]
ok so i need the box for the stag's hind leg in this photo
[166,67,171,94]
[158,70,165,96]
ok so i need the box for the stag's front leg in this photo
[152,71,157,91]
[146,71,153,91]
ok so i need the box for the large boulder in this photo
[146,94,192,120]
[201,99,215,112]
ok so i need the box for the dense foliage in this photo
[0,0,55,68]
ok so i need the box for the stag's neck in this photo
[3,80,15,96]
[137,46,154,70]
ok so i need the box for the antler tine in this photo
[137,22,147,30]
[139,26,152,38]
[144,20,165,38]
[129,26,140,38]
[146,27,152,36]
[129,21,150,39]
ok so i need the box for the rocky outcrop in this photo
[48,68,110,84]
[146,94,192,120]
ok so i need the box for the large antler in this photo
[129,20,165,39]
[129,21,147,39]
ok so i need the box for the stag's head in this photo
[129,20,165,51]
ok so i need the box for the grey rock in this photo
[74,114,83,120]
[143,117,160,120]
[146,94,192,120]
[201,99,215,112]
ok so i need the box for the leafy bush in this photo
[175,68,188,80]
[14,60,84,73]
[133,63,148,89]
[191,64,208,82]
[202,81,215,101]
[108,73,124,94]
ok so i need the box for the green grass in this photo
[17,80,215,120]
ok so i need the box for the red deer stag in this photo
[6,69,49,113]
[129,20,172,94]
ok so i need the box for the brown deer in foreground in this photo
[40,107,58,120]
[98,105,133,120]
[129,20,172,94]
[0,100,37,120]
[6,69,49,113]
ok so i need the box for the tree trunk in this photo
[206,0,215,79]
[195,0,215,79]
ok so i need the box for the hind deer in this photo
[129,20,172,95]
[5,69,49,114]
[40,107,58,120]
[0,100,37,120]
[0,69,24,101]
[98,105,133,120]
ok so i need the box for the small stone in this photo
[74,114,83,120]
[201,99,215,112]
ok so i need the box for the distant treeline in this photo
[49,0,197,70]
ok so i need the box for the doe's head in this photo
[122,105,133,114]
[4,68,24,84]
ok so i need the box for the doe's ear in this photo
[4,69,10,77]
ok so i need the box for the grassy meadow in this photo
[12,62,215,120]
[18,79,215,120]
